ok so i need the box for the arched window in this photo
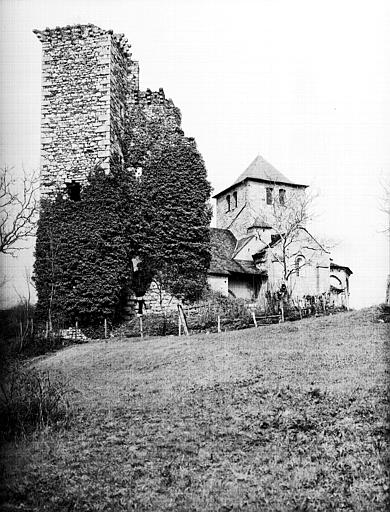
[226,195,231,212]
[279,189,286,205]
[233,191,238,209]
[295,256,305,276]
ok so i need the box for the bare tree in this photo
[0,166,39,255]
[381,178,390,217]
[250,188,328,291]
[380,178,390,304]
[13,266,36,350]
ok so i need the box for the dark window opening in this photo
[233,191,238,209]
[295,256,304,276]
[66,181,81,202]
[254,278,261,299]
[266,187,273,205]
[226,195,231,212]
[279,189,286,205]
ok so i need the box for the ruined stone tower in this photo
[33,24,179,199]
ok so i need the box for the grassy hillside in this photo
[1,308,389,511]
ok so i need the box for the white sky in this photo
[1,0,389,309]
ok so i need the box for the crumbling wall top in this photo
[33,24,132,56]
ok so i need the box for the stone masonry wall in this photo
[216,181,306,240]
[34,24,138,199]
[34,24,180,200]
[130,88,182,130]
[110,34,133,164]
[215,182,249,239]
[34,25,112,198]
[142,280,179,315]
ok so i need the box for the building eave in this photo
[212,177,308,199]
[330,262,353,276]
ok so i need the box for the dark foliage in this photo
[34,104,211,332]
[123,106,212,302]
[34,167,137,329]
[377,303,390,323]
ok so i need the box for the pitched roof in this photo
[234,155,293,185]
[330,262,353,276]
[232,235,254,258]
[209,228,261,275]
[247,217,272,230]
[213,155,307,198]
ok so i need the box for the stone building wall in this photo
[33,24,177,200]
[142,280,179,315]
[215,182,249,238]
[130,88,182,131]
[207,275,229,296]
[329,267,350,308]
[110,35,131,164]
[34,25,113,197]
[216,181,306,240]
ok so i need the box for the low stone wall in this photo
[59,327,88,341]
[142,281,179,315]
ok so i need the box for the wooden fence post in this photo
[252,312,258,328]
[139,315,143,339]
[178,312,182,336]
[104,318,108,340]
[177,304,189,336]
[217,315,221,333]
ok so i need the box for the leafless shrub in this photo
[0,364,73,440]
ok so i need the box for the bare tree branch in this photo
[249,187,327,289]
[0,166,40,255]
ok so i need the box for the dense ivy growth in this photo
[124,107,212,301]
[34,104,212,330]
[34,167,137,328]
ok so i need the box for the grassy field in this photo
[1,308,389,511]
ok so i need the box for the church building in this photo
[208,155,352,308]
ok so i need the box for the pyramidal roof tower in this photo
[214,155,307,239]
[214,155,307,198]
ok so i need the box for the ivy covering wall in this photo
[34,104,212,330]
[123,106,212,302]
[34,165,136,329]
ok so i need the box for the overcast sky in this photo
[1,0,389,308]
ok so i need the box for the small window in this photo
[233,191,238,209]
[295,256,305,277]
[226,195,231,212]
[266,187,273,205]
[66,181,81,201]
[279,189,286,206]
